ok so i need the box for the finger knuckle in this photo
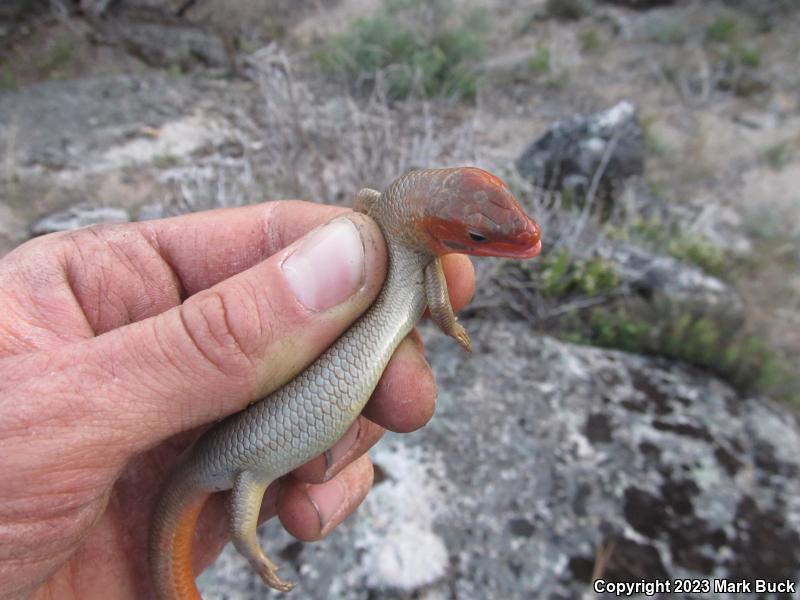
[178,287,269,378]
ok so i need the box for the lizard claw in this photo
[260,566,295,593]
[453,323,472,353]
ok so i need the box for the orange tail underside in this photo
[153,492,209,600]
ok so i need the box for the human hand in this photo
[0,201,475,599]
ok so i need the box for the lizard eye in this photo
[468,231,488,243]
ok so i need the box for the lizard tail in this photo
[149,465,211,600]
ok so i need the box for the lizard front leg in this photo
[353,188,381,214]
[424,258,472,352]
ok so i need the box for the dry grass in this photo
[162,45,485,213]
[249,47,483,200]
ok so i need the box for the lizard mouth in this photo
[468,238,542,258]
[511,238,542,258]
[442,237,542,258]
[511,217,543,258]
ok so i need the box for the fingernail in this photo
[324,420,362,476]
[282,218,365,311]
[307,478,346,531]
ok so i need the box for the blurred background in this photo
[1,0,799,598]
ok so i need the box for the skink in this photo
[149,167,542,599]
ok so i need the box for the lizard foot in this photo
[453,322,472,353]
[259,565,295,593]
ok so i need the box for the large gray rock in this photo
[0,73,224,255]
[0,74,207,173]
[516,101,645,199]
[0,72,251,255]
[199,322,800,599]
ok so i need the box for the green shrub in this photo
[36,40,73,77]
[540,250,619,298]
[589,309,653,353]
[152,153,180,169]
[737,44,761,68]
[570,306,798,405]
[317,1,489,101]
[668,235,728,277]
[540,250,572,297]
[640,115,669,157]
[0,65,16,91]
[527,45,551,75]
[706,15,739,44]
[764,141,791,170]
[631,217,675,246]
[643,16,689,45]
[579,29,602,53]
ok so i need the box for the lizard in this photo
[149,166,542,599]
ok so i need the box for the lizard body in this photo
[149,167,541,599]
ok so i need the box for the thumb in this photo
[3,213,387,463]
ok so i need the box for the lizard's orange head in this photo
[421,167,541,258]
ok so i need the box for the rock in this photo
[0,74,206,173]
[0,73,242,241]
[0,0,45,20]
[545,0,595,20]
[98,16,230,71]
[515,101,645,199]
[689,203,753,260]
[199,322,800,599]
[29,202,130,235]
[0,68,331,254]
